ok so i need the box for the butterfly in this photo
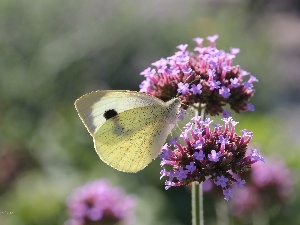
[74,90,181,172]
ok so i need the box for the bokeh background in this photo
[1,0,300,224]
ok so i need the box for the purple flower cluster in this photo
[139,35,257,116]
[160,116,264,201]
[65,179,136,225]
[231,157,294,217]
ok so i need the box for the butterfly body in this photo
[75,90,180,172]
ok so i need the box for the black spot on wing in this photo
[104,109,118,120]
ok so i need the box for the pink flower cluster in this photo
[139,35,257,116]
[160,116,264,200]
[65,179,136,225]
[231,157,294,216]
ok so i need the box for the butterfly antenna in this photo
[171,123,181,137]
[174,72,198,98]
[184,72,200,85]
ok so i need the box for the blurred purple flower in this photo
[65,179,136,225]
[139,35,257,116]
[230,157,294,217]
[251,156,294,200]
[160,116,264,201]
[230,186,260,217]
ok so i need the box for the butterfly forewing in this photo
[75,90,167,135]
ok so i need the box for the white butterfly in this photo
[75,90,181,172]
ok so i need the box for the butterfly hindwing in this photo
[93,105,177,172]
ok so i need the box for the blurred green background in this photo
[1,0,300,224]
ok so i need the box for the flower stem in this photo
[192,106,205,225]
[192,182,204,225]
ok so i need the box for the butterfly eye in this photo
[104,109,118,120]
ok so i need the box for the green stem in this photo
[192,182,203,225]
[191,105,205,225]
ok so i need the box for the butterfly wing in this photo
[74,90,166,135]
[93,104,179,172]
